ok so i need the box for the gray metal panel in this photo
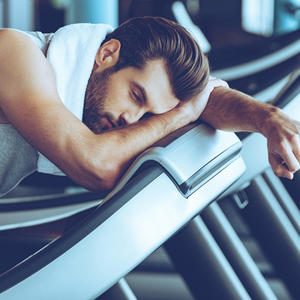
[263,168,300,234]
[0,124,241,229]
[202,202,277,300]
[136,125,241,186]
[0,158,245,299]
[165,215,251,300]
[242,175,300,299]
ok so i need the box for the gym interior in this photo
[0,1,299,299]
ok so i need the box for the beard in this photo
[83,66,115,134]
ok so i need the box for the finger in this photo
[277,141,300,173]
[269,153,294,179]
[290,133,300,164]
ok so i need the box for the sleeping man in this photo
[0,16,300,196]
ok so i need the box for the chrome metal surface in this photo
[0,158,245,300]
[0,125,241,229]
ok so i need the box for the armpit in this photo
[0,108,8,124]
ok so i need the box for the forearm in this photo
[200,86,277,135]
[84,105,191,189]
[200,86,300,180]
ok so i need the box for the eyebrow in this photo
[132,81,147,105]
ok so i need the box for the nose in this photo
[118,109,145,126]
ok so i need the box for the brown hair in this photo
[102,16,210,101]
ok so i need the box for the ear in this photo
[94,39,121,68]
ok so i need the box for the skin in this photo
[0,30,198,191]
[0,29,299,192]
[82,39,180,133]
[201,88,300,179]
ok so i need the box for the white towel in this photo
[37,23,113,176]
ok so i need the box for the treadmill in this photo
[124,3,300,298]
[0,123,245,299]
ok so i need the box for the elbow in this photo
[96,175,119,192]
[68,135,125,192]
[86,160,121,192]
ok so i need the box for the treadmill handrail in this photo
[269,67,300,108]
[224,50,300,96]
[0,124,241,210]
[0,125,244,294]
[210,28,300,71]
[0,165,162,293]
[211,34,300,80]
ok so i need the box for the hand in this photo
[262,108,300,179]
[177,88,212,123]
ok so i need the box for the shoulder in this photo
[0,28,51,54]
[0,28,43,59]
[0,28,59,115]
[3,28,52,53]
[0,28,31,42]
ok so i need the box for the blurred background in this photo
[1,0,300,53]
[1,0,300,90]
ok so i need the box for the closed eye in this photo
[140,112,154,120]
[130,81,147,106]
[131,89,143,105]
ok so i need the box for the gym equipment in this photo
[0,123,245,299]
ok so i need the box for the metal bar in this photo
[5,0,34,30]
[263,168,300,234]
[164,215,251,300]
[281,172,300,209]
[2,0,8,28]
[97,278,137,300]
[202,202,277,300]
[242,175,300,299]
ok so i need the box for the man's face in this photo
[83,59,179,133]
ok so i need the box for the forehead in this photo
[128,59,179,113]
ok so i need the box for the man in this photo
[0,16,299,196]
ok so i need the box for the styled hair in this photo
[102,16,210,101]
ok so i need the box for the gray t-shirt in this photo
[0,124,38,197]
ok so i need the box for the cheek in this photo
[106,87,130,111]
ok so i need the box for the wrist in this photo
[256,104,282,137]
[177,100,199,123]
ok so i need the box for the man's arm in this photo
[0,29,198,191]
[200,87,300,179]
